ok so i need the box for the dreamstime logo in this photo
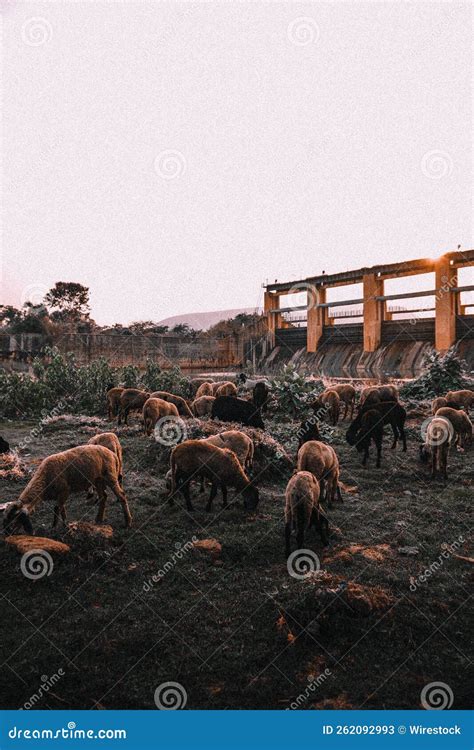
[420,681,454,710]
[154,681,187,710]
[287,549,320,579]
[287,668,332,709]
[287,17,320,46]
[154,416,187,446]
[20,549,54,580]
[288,281,318,310]
[420,416,454,447]
[21,17,53,46]
[142,536,197,592]
[409,535,464,592]
[154,150,187,180]
[421,150,453,181]
[21,669,65,710]
[20,283,49,310]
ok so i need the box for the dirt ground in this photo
[0,408,472,710]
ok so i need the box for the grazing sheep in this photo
[327,384,356,420]
[150,391,193,417]
[87,432,123,484]
[296,440,342,507]
[431,396,448,415]
[297,415,322,448]
[284,471,329,557]
[321,389,340,425]
[347,409,384,467]
[189,377,210,394]
[3,445,132,533]
[106,387,124,420]
[202,430,254,471]
[212,395,264,429]
[347,400,407,451]
[118,388,150,425]
[169,440,259,512]
[215,381,238,398]
[360,384,399,407]
[419,417,452,479]
[143,398,179,437]
[253,381,270,412]
[192,395,216,417]
[0,437,10,454]
[195,382,214,398]
[445,389,474,413]
[435,407,473,448]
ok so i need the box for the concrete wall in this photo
[259,339,474,379]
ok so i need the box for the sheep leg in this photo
[375,440,382,468]
[285,521,292,559]
[335,481,343,503]
[108,480,132,527]
[400,426,407,452]
[95,481,108,523]
[221,483,228,509]
[390,423,398,449]
[362,445,369,466]
[205,482,219,512]
[52,504,60,528]
[179,478,194,512]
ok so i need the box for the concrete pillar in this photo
[435,257,458,351]
[363,273,384,352]
[264,291,280,347]
[307,285,326,353]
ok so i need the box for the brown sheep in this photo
[195,382,214,398]
[150,391,193,417]
[169,440,259,512]
[117,388,150,425]
[297,440,342,507]
[106,387,124,420]
[203,430,254,470]
[328,383,356,420]
[435,407,473,448]
[285,471,329,557]
[360,384,399,407]
[215,381,238,398]
[419,417,452,479]
[321,389,340,426]
[87,432,123,486]
[445,390,474,413]
[431,396,448,415]
[192,395,215,417]
[3,445,132,533]
[142,398,180,437]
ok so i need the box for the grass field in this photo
[0,407,472,710]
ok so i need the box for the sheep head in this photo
[3,502,34,535]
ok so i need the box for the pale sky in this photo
[2,1,472,325]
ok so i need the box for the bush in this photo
[269,365,324,417]
[400,348,473,400]
[0,349,191,419]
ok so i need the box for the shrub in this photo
[400,348,473,400]
[269,365,324,417]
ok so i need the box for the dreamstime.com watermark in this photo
[142,537,197,592]
[287,668,332,709]
[20,670,65,710]
[8,723,126,740]
[409,535,465,592]
[16,398,70,453]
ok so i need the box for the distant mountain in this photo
[157,308,261,331]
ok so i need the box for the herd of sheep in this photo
[2,374,473,560]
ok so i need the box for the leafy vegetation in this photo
[269,365,324,417]
[0,349,191,419]
[400,349,473,400]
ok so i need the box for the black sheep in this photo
[346,409,384,467]
[0,437,10,454]
[346,400,407,452]
[212,396,264,429]
[252,381,269,412]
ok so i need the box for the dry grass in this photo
[0,409,471,710]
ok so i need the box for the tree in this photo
[45,282,90,320]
